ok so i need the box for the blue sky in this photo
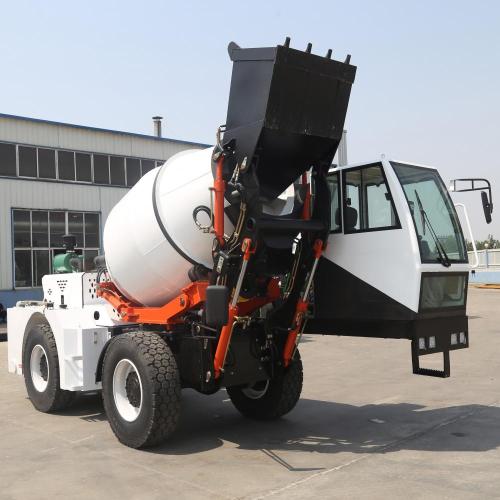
[1,0,499,238]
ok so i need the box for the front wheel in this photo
[23,323,75,412]
[227,351,303,420]
[102,332,181,448]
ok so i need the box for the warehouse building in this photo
[0,113,207,307]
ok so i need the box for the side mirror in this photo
[449,178,493,224]
[481,191,492,224]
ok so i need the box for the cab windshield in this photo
[391,162,467,264]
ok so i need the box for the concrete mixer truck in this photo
[7,39,474,449]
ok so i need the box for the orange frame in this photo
[97,281,209,325]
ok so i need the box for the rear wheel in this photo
[227,351,303,420]
[23,323,75,412]
[102,332,181,448]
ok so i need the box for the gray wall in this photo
[0,114,206,160]
[0,178,126,291]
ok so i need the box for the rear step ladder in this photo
[411,340,450,378]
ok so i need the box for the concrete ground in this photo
[1,287,499,500]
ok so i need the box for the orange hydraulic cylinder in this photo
[283,239,324,367]
[213,305,237,379]
[283,298,309,367]
[213,238,255,379]
[214,156,226,246]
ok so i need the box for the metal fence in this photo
[468,249,500,268]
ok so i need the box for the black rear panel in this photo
[308,258,468,345]
[312,257,416,325]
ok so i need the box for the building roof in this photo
[0,112,211,149]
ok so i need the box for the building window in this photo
[49,211,66,247]
[18,146,37,177]
[58,150,76,181]
[13,210,31,246]
[342,163,400,233]
[76,152,92,182]
[68,212,84,247]
[14,250,32,288]
[31,211,49,247]
[0,142,17,176]
[0,140,168,186]
[126,158,141,187]
[33,250,50,287]
[38,148,56,179]
[110,156,125,186]
[94,154,110,184]
[84,213,100,247]
[141,159,155,175]
[12,209,101,288]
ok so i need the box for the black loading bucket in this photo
[224,41,356,200]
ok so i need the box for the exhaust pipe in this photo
[152,116,163,138]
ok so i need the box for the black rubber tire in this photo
[227,351,303,420]
[101,332,181,449]
[23,323,76,412]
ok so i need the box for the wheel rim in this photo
[112,359,143,422]
[30,344,49,392]
[242,380,269,400]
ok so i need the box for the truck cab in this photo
[310,158,469,377]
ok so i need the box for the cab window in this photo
[327,172,342,233]
[391,162,467,263]
[342,163,400,233]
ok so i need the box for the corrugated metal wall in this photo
[0,178,126,289]
[0,115,206,159]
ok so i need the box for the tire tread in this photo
[24,322,75,412]
[227,352,303,420]
[102,332,181,448]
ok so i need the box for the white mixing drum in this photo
[103,148,231,306]
[104,147,296,307]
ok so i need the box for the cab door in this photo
[310,160,421,337]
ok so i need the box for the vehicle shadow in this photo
[151,389,500,457]
[61,392,107,422]
[69,388,500,458]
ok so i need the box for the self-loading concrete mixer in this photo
[7,39,478,449]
